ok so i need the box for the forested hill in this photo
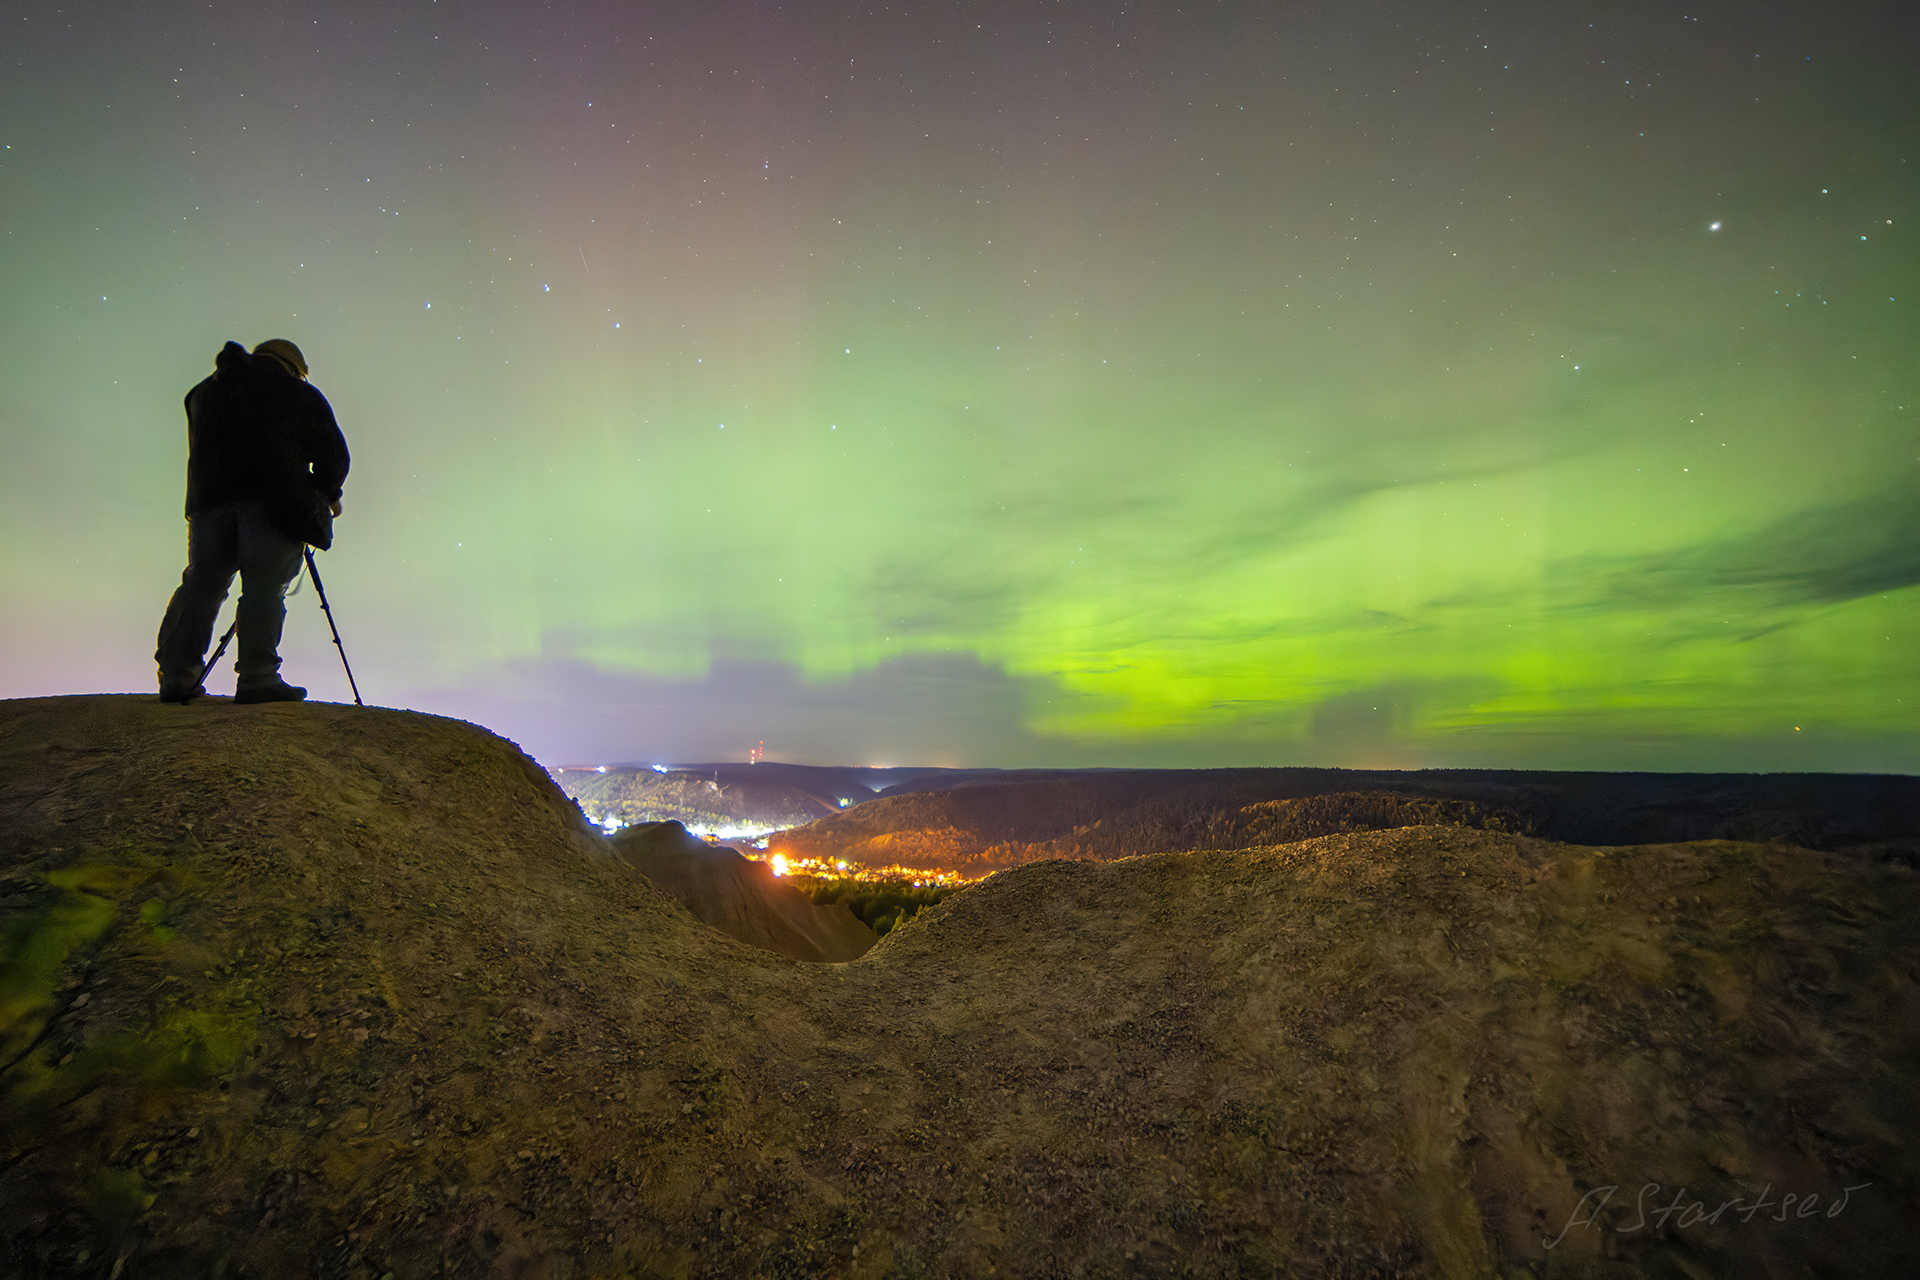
[555,761,968,831]
[775,766,1920,875]
[557,764,833,830]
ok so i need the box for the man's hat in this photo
[253,338,308,378]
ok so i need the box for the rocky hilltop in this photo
[3,695,1918,1278]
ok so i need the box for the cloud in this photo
[1429,488,1920,632]
[1675,490,1920,605]
[856,441,1579,650]
[408,651,1067,769]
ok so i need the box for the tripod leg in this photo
[303,547,364,706]
[197,617,239,690]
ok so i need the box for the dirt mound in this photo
[608,821,874,963]
[4,695,1918,1277]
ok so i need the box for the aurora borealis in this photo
[2,1,1914,771]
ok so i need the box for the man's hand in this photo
[329,499,343,517]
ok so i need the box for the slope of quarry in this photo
[3,695,1917,1278]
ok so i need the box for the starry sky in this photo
[2,0,1914,772]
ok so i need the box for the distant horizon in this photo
[544,753,1917,782]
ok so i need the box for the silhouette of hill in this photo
[775,766,1920,874]
[3,695,1917,1277]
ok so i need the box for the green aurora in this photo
[1,1,1913,770]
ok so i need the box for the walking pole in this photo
[302,546,364,706]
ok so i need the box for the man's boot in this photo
[158,677,207,704]
[234,679,307,705]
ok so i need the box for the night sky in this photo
[3,1,1914,772]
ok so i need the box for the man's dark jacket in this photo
[183,342,349,547]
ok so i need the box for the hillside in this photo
[773,767,1920,875]
[4,695,1918,1278]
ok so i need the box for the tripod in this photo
[197,547,363,706]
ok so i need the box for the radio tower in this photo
[749,740,764,765]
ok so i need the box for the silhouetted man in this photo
[155,339,350,704]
